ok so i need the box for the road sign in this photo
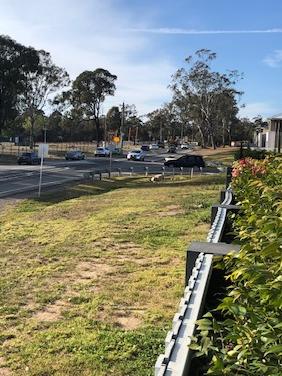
[112,136,120,143]
[38,143,49,158]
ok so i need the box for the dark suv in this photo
[17,152,40,165]
[164,155,205,168]
[65,150,85,160]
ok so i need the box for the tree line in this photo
[0,35,262,147]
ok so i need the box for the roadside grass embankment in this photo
[200,147,238,166]
[0,174,224,375]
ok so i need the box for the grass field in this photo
[0,175,224,375]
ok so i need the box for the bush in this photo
[191,156,282,375]
[234,147,267,161]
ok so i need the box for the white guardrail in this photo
[155,188,233,376]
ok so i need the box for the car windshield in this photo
[97,148,104,151]
[132,150,141,153]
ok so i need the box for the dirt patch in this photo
[158,205,184,217]
[115,315,141,330]
[0,357,12,376]
[33,299,69,322]
[99,308,142,330]
[76,261,113,281]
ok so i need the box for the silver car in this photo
[127,149,146,161]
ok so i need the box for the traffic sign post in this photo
[38,143,49,198]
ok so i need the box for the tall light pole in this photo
[120,102,125,151]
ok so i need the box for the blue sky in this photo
[1,0,282,118]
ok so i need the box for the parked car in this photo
[17,152,40,165]
[141,145,150,151]
[167,144,177,153]
[127,149,146,161]
[164,155,205,168]
[65,150,85,160]
[111,147,122,156]
[95,147,110,157]
[149,143,159,150]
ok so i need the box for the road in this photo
[0,150,171,198]
[0,149,221,198]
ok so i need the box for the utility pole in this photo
[104,115,107,146]
[135,126,139,145]
[120,102,125,151]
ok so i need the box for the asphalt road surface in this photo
[0,149,218,198]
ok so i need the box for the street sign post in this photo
[38,144,49,198]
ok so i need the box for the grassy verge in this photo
[201,147,238,165]
[0,175,224,375]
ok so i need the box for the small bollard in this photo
[200,166,203,175]
[190,167,194,179]
[162,166,165,177]
[172,167,175,180]
[130,167,134,176]
[180,167,183,175]
[118,168,122,176]
[145,166,149,177]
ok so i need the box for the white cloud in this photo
[129,27,282,35]
[239,102,279,119]
[263,50,282,67]
[0,0,175,115]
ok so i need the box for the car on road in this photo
[95,147,110,157]
[164,155,205,169]
[127,149,146,161]
[141,145,150,151]
[65,150,85,160]
[17,152,40,165]
[180,143,191,149]
[111,147,123,156]
[149,143,159,150]
[167,144,177,153]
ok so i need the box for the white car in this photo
[149,143,159,150]
[127,149,146,161]
[181,143,193,150]
[95,147,110,157]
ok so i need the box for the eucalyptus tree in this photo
[68,69,117,145]
[146,104,180,141]
[170,49,242,148]
[18,49,70,147]
[0,35,39,134]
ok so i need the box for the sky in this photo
[1,0,282,119]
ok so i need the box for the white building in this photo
[257,113,282,152]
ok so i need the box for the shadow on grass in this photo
[31,174,225,207]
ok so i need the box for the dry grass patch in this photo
[158,204,185,217]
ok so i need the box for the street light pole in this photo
[120,102,125,151]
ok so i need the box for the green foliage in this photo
[0,35,39,132]
[191,156,282,375]
[234,147,268,161]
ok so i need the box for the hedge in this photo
[191,156,282,375]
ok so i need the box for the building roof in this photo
[268,113,282,120]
